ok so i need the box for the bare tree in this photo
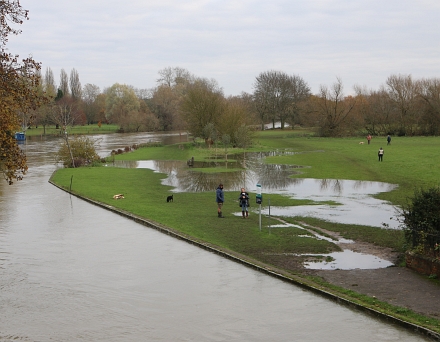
[51,96,82,167]
[386,74,420,136]
[69,68,82,100]
[315,78,357,136]
[355,85,397,135]
[44,67,57,97]
[82,83,100,124]
[253,70,310,129]
[59,68,69,97]
[418,78,440,135]
[157,66,193,87]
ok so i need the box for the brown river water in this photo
[0,132,431,341]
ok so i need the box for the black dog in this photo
[166,195,173,202]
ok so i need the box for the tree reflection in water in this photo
[111,152,399,228]
[113,152,306,192]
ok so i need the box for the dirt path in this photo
[313,267,440,318]
[298,222,440,319]
[304,224,440,319]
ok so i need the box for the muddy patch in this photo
[264,219,399,271]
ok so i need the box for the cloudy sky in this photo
[7,0,440,96]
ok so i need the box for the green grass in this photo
[255,133,440,206]
[283,216,406,252]
[49,129,440,333]
[113,131,440,207]
[51,167,339,258]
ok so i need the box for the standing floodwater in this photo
[0,133,431,341]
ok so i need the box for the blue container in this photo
[15,132,26,141]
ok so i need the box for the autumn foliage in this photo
[0,1,47,184]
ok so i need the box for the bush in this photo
[56,136,100,168]
[402,186,440,257]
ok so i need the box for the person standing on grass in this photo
[378,147,384,161]
[367,134,372,145]
[216,183,225,218]
[387,135,391,145]
[238,187,250,218]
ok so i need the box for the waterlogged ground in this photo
[113,152,400,270]
[268,220,397,270]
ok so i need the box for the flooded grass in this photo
[286,216,406,252]
[51,167,342,259]
[49,131,440,333]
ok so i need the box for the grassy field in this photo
[24,124,119,137]
[254,132,440,206]
[49,129,440,332]
[115,129,440,206]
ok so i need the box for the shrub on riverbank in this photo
[49,131,440,333]
[402,186,440,259]
[55,135,101,168]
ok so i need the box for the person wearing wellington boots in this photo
[216,183,225,218]
[238,187,250,218]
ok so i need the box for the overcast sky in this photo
[7,0,440,96]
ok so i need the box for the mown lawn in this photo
[49,129,440,332]
[52,129,432,260]
[50,167,340,259]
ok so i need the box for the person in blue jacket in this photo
[216,184,224,218]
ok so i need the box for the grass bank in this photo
[49,129,440,333]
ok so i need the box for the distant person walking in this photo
[366,134,372,145]
[378,147,384,162]
[216,183,225,218]
[387,135,391,145]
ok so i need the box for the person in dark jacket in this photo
[238,188,250,218]
[216,184,224,218]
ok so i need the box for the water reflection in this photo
[0,132,432,341]
[264,178,399,229]
[113,152,305,192]
[113,152,399,229]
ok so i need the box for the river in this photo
[0,132,431,341]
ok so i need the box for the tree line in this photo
[30,67,440,140]
[2,0,440,183]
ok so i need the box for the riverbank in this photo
[48,179,440,340]
[24,124,119,137]
[48,132,440,337]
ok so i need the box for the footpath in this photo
[314,266,440,319]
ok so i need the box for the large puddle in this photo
[267,222,394,270]
[112,153,399,229]
[111,152,400,270]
